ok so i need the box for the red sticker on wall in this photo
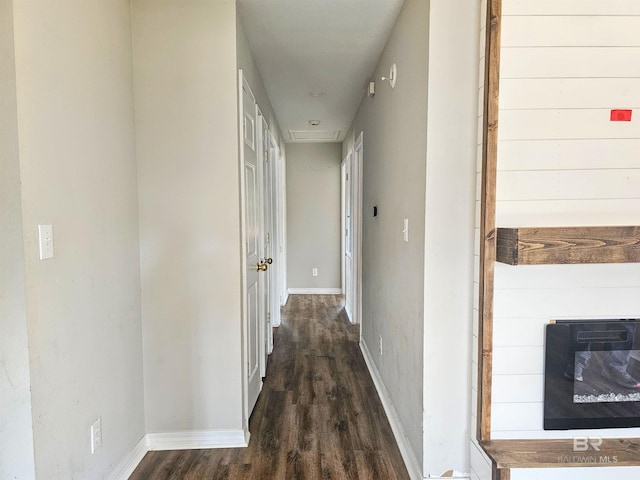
[610,109,632,122]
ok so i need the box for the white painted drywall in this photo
[11,0,145,477]
[236,16,285,152]
[132,0,245,434]
[423,0,479,475]
[0,1,35,477]
[286,143,342,289]
[344,0,429,471]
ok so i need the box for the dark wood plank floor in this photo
[129,295,410,480]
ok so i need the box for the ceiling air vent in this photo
[288,130,341,142]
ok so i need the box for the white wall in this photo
[286,143,342,290]
[132,0,245,435]
[423,0,479,475]
[11,0,145,477]
[344,0,428,473]
[0,1,35,477]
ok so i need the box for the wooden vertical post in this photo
[492,463,511,480]
[477,0,502,442]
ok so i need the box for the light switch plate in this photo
[402,218,409,242]
[38,224,54,260]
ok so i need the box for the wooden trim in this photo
[477,0,502,442]
[482,438,640,469]
[492,463,510,480]
[496,226,640,265]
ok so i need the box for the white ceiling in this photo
[237,0,404,143]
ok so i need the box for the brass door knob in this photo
[256,263,268,272]
[265,258,273,264]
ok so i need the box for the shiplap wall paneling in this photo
[497,199,640,228]
[499,109,640,141]
[500,78,640,111]
[511,466,640,480]
[503,0,640,16]
[501,47,640,79]
[497,139,640,171]
[502,16,640,47]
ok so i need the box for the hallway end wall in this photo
[286,143,342,291]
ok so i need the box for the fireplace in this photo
[544,319,640,430]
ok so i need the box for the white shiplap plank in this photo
[502,16,640,48]
[503,0,640,16]
[493,287,640,319]
[497,139,640,171]
[500,78,640,110]
[511,467,640,480]
[494,317,545,347]
[493,374,545,403]
[496,169,640,201]
[494,263,640,290]
[493,346,544,375]
[500,47,640,79]
[496,198,640,227]
[498,109,640,141]
[491,402,543,431]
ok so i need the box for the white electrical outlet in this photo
[90,417,102,454]
[379,335,383,356]
[312,268,318,277]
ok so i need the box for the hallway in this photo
[129,295,410,479]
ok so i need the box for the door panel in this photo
[344,153,353,321]
[243,79,262,415]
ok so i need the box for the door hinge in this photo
[264,151,268,162]
[266,232,270,244]
[346,173,349,181]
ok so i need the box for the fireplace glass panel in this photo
[544,319,640,430]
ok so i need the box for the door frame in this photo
[353,132,364,329]
[257,110,270,378]
[267,133,282,331]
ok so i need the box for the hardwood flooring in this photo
[129,295,410,479]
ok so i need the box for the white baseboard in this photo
[287,288,342,295]
[360,340,424,480]
[106,435,148,480]
[146,429,248,451]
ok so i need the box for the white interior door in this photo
[259,115,272,376]
[344,152,354,321]
[265,133,279,353]
[241,74,263,415]
[353,133,363,328]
